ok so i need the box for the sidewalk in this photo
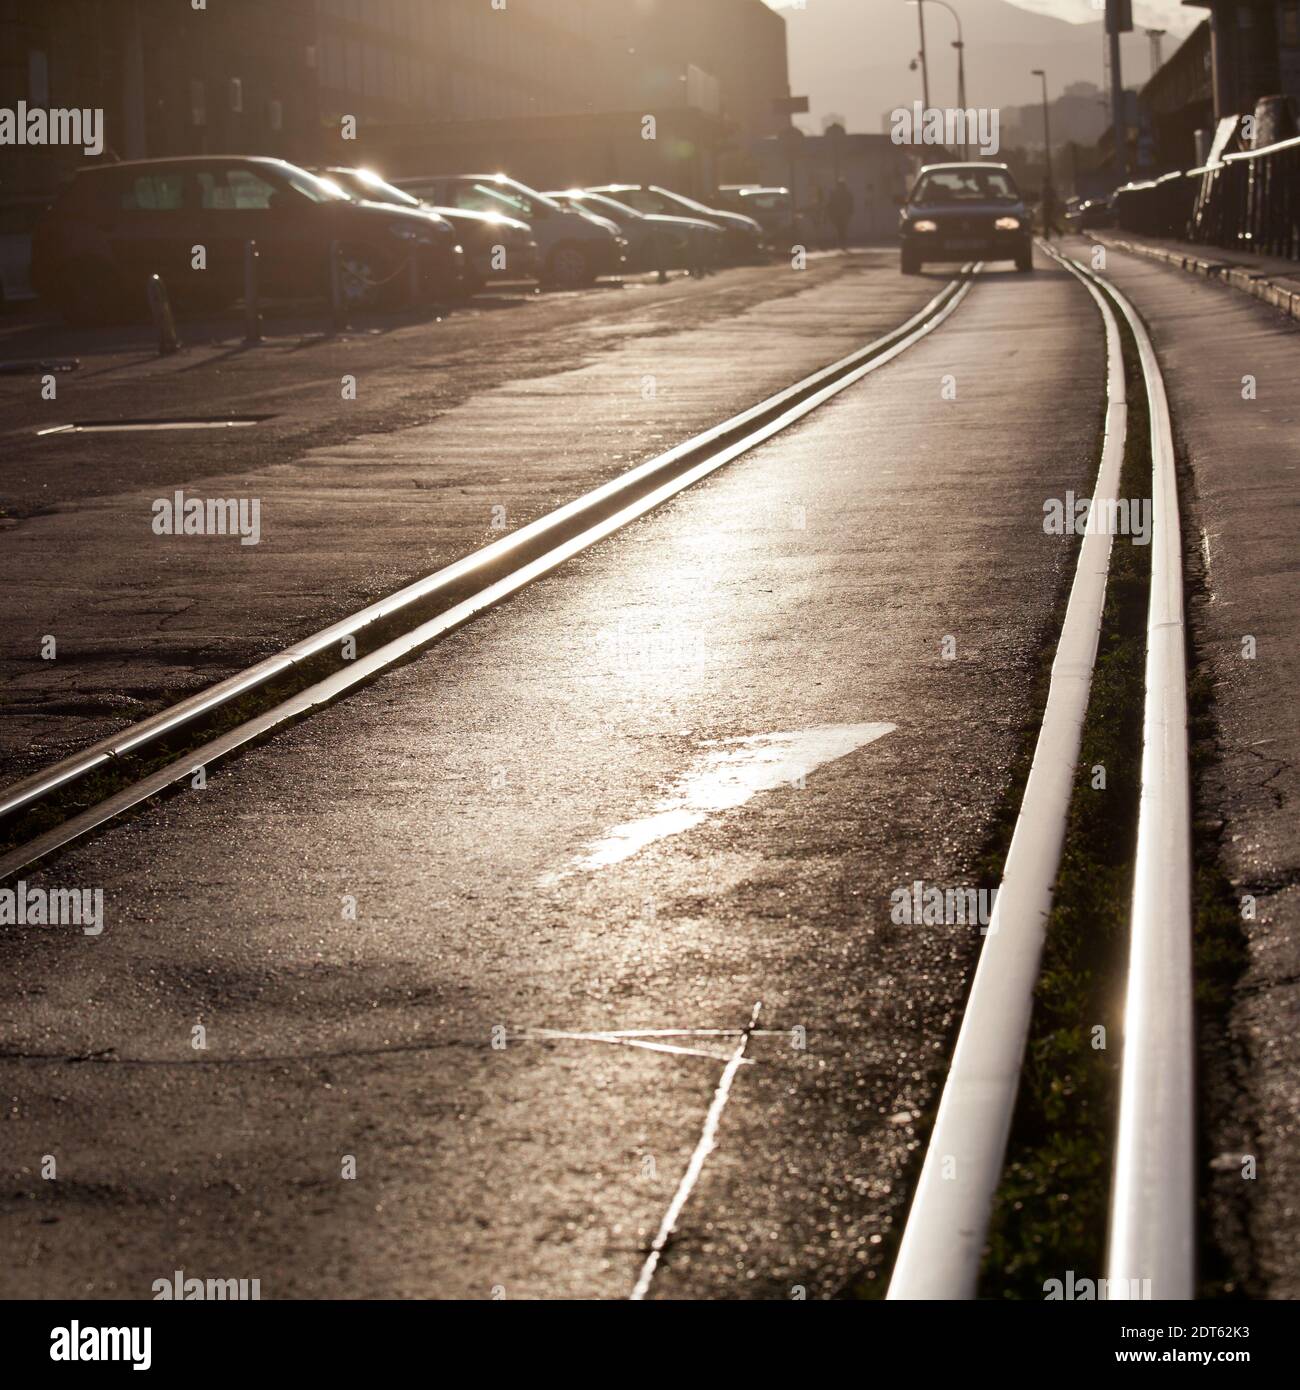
[1093,231,1300,322]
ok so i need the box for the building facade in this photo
[1,0,790,199]
[1138,19,1214,172]
[750,127,915,245]
[1,0,320,196]
[1182,1,1300,127]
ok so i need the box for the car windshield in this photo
[652,187,717,215]
[333,170,423,209]
[575,191,641,220]
[278,165,351,203]
[459,177,562,220]
[913,168,1019,204]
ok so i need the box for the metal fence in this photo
[1114,134,1300,260]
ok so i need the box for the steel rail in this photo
[1042,245,1194,1298]
[888,242,1129,1298]
[1084,259,1196,1301]
[0,271,973,828]
[0,270,979,880]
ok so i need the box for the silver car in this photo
[397,174,627,288]
[547,189,723,273]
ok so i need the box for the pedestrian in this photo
[827,177,854,252]
[1040,181,1063,240]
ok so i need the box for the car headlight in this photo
[912,219,938,233]
[995,216,1022,231]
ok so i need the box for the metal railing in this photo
[1114,133,1300,260]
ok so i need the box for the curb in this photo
[1095,233,1300,323]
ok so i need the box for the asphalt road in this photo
[0,249,1112,1298]
[0,253,937,782]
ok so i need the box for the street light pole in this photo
[908,2,966,153]
[915,0,931,113]
[1032,67,1053,189]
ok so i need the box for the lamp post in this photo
[1031,67,1053,189]
[910,1,967,155]
[912,0,931,113]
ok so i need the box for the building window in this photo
[229,77,244,113]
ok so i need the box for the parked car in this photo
[317,165,539,291]
[587,185,764,261]
[898,162,1033,274]
[717,184,806,250]
[0,197,43,308]
[31,155,465,324]
[395,174,626,288]
[544,188,722,273]
[1074,196,1116,231]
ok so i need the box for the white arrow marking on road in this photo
[542,722,896,883]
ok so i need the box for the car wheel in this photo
[58,258,127,326]
[546,244,592,289]
[1015,248,1034,273]
[901,246,922,275]
[335,242,397,310]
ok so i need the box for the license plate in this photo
[946,238,983,249]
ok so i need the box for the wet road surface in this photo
[2,251,1110,1298]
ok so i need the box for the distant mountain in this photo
[770,0,1194,137]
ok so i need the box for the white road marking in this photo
[630,1002,762,1301]
[521,1029,752,1065]
[542,723,895,883]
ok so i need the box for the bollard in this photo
[408,250,422,310]
[146,274,180,355]
[689,228,705,280]
[243,239,262,345]
[329,239,348,333]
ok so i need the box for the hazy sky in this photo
[1001,0,1198,26]
[762,0,1198,31]
[761,0,1202,127]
